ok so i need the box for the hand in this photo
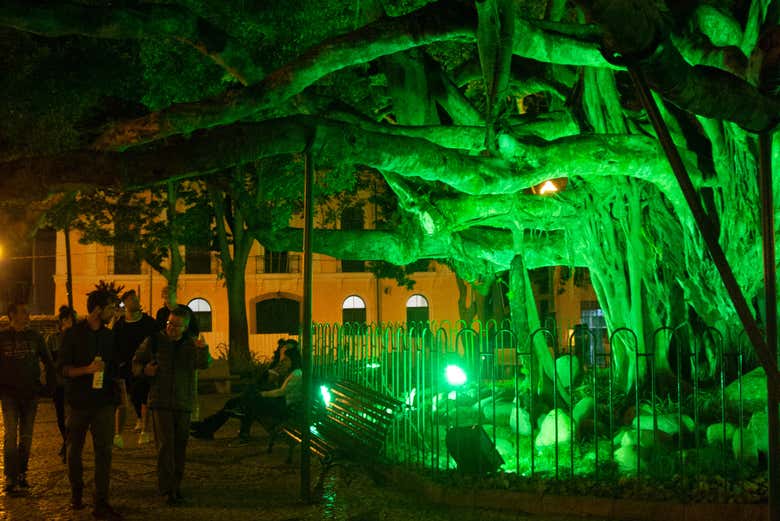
[194,335,207,349]
[144,360,159,377]
[88,358,105,374]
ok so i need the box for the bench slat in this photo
[277,379,404,464]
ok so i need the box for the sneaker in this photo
[137,431,153,445]
[92,502,123,520]
[133,419,143,433]
[17,473,29,488]
[112,434,124,449]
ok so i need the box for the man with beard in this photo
[58,285,123,520]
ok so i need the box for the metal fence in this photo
[311,320,762,483]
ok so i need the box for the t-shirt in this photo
[58,320,118,409]
[263,369,303,407]
[0,327,54,399]
[113,314,159,377]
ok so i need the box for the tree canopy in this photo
[1,0,778,384]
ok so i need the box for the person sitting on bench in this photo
[190,340,302,443]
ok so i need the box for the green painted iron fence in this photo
[311,320,762,484]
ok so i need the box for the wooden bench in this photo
[271,380,405,472]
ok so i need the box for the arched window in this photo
[342,295,367,325]
[187,298,212,332]
[256,297,300,334]
[406,294,429,326]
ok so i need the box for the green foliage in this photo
[139,40,235,111]
[367,261,418,290]
[68,182,211,275]
[0,32,142,158]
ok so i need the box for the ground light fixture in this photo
[445,364,467,386]
[320,385,332,407]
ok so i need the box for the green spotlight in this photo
[445,364,467,386]
[320,385,332,406]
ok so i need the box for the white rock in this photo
[614,445,641,473]
[748,410,769,454]
[706,423,736,446]
[535,409,572,449]
[732,428,758,465]
[572,397,594,427]
[510,406,533,436]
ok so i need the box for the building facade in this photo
[53,231,601,362]
[53,229,468,359]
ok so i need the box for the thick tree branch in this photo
[93,1,613,149]
[254,224,583,274]
[93,1,476,149]
[0,116,692,203]
[580,0,780,132]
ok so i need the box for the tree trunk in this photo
[508,255,570,406]
[208,180,254,374]
[226,271,250,373]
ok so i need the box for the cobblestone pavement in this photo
[0,395,591,521]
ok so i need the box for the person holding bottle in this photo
[58,285,123,520]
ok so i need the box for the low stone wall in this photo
[385,468,766,521]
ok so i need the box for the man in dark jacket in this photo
[58,287,122,520]
[0,302,56,495]
[133,306,210,506]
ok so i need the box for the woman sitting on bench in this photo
[191,340,302,443]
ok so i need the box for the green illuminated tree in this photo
[0,0,778,392]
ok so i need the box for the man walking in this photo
[0,303,56,495]
[133,306,210,506]
[58,286,123,520]
[112,289,158,447]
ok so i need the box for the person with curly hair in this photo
[58,286,123,519]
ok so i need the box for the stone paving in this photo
[0,394,591,521]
